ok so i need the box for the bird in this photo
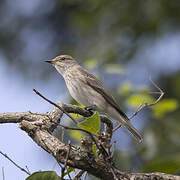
[45,55,143,142]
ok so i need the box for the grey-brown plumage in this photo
[45,55,143,142]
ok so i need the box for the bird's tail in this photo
[106,104,143,142]
[122,119,143,143]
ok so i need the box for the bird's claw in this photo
[84,105,96,115]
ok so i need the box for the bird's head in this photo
[45,55,77,75]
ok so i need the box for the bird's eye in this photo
[61,57,65,60]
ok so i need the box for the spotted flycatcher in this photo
[45,55,143,142]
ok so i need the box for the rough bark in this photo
[0,101,179,180]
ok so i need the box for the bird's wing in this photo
[78,66,129,120]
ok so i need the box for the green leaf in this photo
[70,113,83,120]
[70,98,84,119]
[26,171,60,180]
[78,112,101,135]
[126,93,154,108]
[152,99,179,118]
[69,129,84,141]
[71,98,85,108]
[63,167,75,177]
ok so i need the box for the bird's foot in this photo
[84,105,96,115]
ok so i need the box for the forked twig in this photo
[25,166,31,175]
[113,78,164,132]
[0,150,30,175]
[129,77,164,120]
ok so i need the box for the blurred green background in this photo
[0,0,180,179]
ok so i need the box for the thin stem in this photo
[129,78,164,120]
[0,151,30,175]
[33,89,78,124]
[61,141,72,180]
[111,141,116,158]
[2,167,5,180]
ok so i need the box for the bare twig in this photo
[57,162,64,172]
[111,141,116,158]
[129,102,146,120]
[129,78,164,120]
[0,151,30,175]
[83,171,88,180]
[74,170,85,180]
[59,161,73,180]
[25,166,31,175]
[2,167,5,180]
[149,77,164,104]
[61,141,72,180]
[33,89,78,124]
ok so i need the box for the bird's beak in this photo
[45,60,52,64]
[45,60,55,64]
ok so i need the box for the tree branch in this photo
[1,86,179,179]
